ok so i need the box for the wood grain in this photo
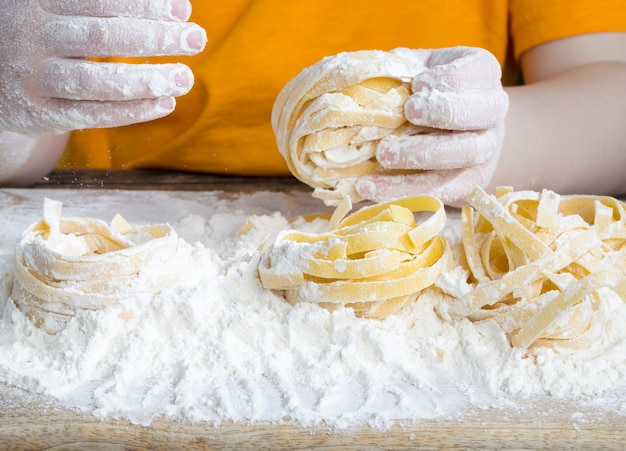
[1,391,625,450]
[34,169,310,192]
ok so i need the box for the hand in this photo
[356,46,509,205]
[0,0,207,136]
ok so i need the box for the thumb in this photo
[412,46,503,93]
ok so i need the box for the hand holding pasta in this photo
[0,0,206,136]
[272,47,508,206]
[357,47,509,205]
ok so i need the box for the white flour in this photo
[0,189,625,429]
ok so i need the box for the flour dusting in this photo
[0,189,624,429]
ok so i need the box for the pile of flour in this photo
[0,189,624,429]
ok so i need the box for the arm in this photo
[492,32,626,196]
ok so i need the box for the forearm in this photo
[0,132,69,186]
[492,61,626,196]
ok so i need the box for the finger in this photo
[39,0,192,21]
[356,161,497,206]
[414,47,503,92]
[389,47,431,65]
[376,128,503,170]
[43,17,206,58]
[41,97,177,133]
[404,88,509,130]
[40,60,194,101]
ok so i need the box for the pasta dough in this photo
[258,195,451,318]
[272,50,427,205]
[12,198,192,333]
[445,186,626,351]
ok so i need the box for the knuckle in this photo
[86,20,110,46]
[37,0,58,14]
[74,66,100,95]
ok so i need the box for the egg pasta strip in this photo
[511,269,626,349]
[12,198,191,333]
[271,50,429,205]
[259,195,450,318]
[448,186,626,351]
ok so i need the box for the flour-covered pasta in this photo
[272,50,428,205]
[12,199,192,333]
[259,195,450,318]
[444,186,626,351]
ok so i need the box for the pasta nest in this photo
[12,199,191,333]
[448,186,626,352]
[272,50,427,205]
[259,195,451,318]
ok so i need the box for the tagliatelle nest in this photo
[271,50,428,205]
[258,195,451,318]
[12,198,192,333]
[258,186,626,352]
[445,186,626,352]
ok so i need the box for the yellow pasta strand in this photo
[450,186,626,352]
[511,270,626,349]
[271,50,429,205]
[259,195,449,318]
[12,198,191,333]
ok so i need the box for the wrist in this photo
[0,132,69,186]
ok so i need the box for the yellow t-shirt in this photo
[60,0,626,176]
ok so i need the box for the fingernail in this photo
[158,96,176,111]
[355,178,376,199]
[183,26,207,52]
[405,101,423,120]
[171,0,191,21]
[412,80,430,92]
[174,69,191,89]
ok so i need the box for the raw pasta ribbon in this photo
[272,50,428,205]
[447,186,626,351]
[259,195,451,318]
[12,198,191,333]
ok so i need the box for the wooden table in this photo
[34,169,311,192]
[2,383,624,450]
[1,170,624,450]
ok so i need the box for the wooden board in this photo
[1,384,625,450]
[34,169,310,192]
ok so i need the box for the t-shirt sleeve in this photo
[509,0,626,59]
